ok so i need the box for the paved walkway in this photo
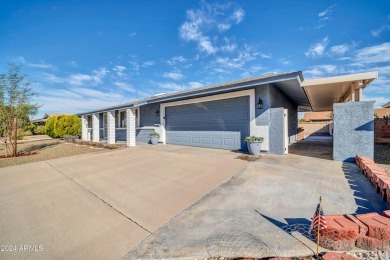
[125,140,389,259]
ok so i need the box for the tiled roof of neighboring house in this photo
[382,102,390,108]
[375,108,390,118]
[303,111,333,121]
[78,71,304,116]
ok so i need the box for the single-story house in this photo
[302,111,333,122]
[78,70,378,161]
[382,101,390,108]
[31,112,70,125]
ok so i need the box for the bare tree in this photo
[0,64,39,157]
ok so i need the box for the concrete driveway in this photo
[126,140,389,259]
[0,145,248,260]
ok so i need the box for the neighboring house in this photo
[78,71,378,161]
[374,108,390,118]
[302,111,333,122]
[382,101,390,108]
[31,112,70,125]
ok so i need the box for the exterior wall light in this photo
[155,109,160,115]
[257,98,263,109]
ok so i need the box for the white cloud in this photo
[232,8,245,24]
[43,67,109,86]
[157,82,186,91]
[113,82,135,93]
[279,58,291,65]
[305,37,329,58]
[179,1,245,55]
[330,44,350,55]
[353,42,390,65]
[221,37,237,52]
[113,65,126,77]
[163,71,184,81]
[27,61,56,70]
[318,5,336,18]
[371,25,390,37]
[167,56,187,66]
[142,61,155,67]
[68,61,78,67]
[304,64,338,78]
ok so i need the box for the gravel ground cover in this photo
[375,143,390,175]
[0,139,109,168]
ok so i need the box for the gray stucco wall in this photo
[333,101,375,162]
[140,103,160,127]
[255,84,271,126]
[269,84,298,143]
[269,108,285,155]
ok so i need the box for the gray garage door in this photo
[166,96,249,150]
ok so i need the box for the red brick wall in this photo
[375,119,390,143]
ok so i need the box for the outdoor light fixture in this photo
[257,98,263,109]
[155,109,160,115]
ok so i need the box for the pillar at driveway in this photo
[126,108,136,147]
[107,110,116,144]
[92,113,100,142]
[81,116,87,141]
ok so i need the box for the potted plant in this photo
[149,132,160,145]
[245,136,264,155]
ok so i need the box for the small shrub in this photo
[26,123,36,132]
[95,142,105,148]
[245,136,264,143]
[45,115,81,138]
[149,132,160,138]
[33,125,45,135]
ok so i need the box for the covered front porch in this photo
[80,108,161,147]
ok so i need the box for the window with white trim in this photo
[119,111,126,128]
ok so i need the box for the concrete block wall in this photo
[298,122,331,137]
[126,108,136,147]
[92,113,99,142]
[333,101,375,162]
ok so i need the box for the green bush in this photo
[244,136,264,143]
[45,115,81,138]
[26,123,36,133]
[33,125,45,135]
[149,132,160,138]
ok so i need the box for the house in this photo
[302,111,332,122]
[31,112,70,126]
[382,101,390,108]
[78,71,378,161]
[375,108,390,118]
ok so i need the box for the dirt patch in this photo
[374,144,390,176]
[235,154,263,162]
[0,139,107,168]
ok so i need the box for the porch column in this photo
[126,108,136,147]
[92,113,100,142]
[107,110,116,144]
[81,116,87,141]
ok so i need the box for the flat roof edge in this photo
[301,71,378,87]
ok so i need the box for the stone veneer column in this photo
[107,110,116,144]
[126,108,136,147]
[92,113,100,142]
[81,116,87,141]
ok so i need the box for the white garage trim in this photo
[160,89,260,147]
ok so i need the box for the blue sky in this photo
[1,0,389,118]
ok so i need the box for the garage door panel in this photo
[166,96,249,150]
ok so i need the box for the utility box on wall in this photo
[333,101,375,162]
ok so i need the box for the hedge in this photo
[45,115,81,138]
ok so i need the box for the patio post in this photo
[81,116,87,141]
[92,113,100,142]
[107,110,116,144]
[126,108,136,147]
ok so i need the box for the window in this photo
[119,111,126,128]
[87,116,92,128]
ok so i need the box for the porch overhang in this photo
[301,71,378,111]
